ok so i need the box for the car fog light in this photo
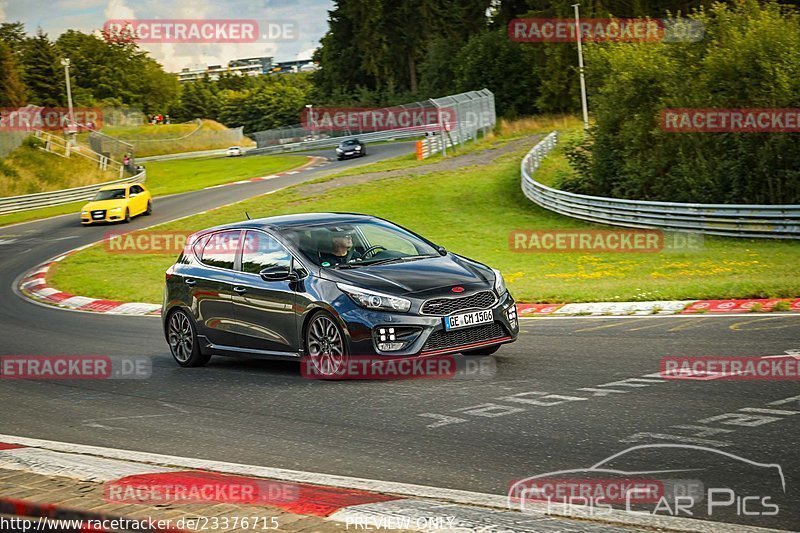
[378,327,396,342]
[378,342,405,351]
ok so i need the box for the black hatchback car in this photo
[335,139,366,160]
[162,213,518,376]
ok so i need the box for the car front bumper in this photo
[81,211,126,224]
[338,291,518,357]
[336,151,363,159]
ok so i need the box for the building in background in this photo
[177,56,274,83]
[269,58,317,74]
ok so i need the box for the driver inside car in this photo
[319,230,357,266]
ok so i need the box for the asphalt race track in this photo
[0,143,798,530]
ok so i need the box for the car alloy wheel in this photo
[306,313,347,378]
[167,309,210,367]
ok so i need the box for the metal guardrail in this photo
[247,126,433,155]
[249,89,496,155]
[521,131,800,239]
[0,170,146,215]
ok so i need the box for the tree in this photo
[0,22,27,57]
[56,30,178,112]
[454,29,540,116]
[21,30,64,107]
[580,1,800,204]
[0,41,26,106]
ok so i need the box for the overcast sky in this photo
[0,0,332,71]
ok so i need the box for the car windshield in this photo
[339,140,359,147]
[92,188,127,201]
[282,219,438,268]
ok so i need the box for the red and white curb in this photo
[18,252,162,316]
[203,156,328,190]
[0,435,781,533]
[518,298,800,317]
[18,256,800,320]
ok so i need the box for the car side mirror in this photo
[437,246,447,256]
[260,265,298,282]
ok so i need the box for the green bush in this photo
[580,1,800,204]
[21,136,43,149]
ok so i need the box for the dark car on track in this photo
[162,213,518,377]
[335,138,366,160]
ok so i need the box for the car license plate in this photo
[444,309,493,331]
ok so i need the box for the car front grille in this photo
[421,290,497,316]
[91,210,106,220]
[422,323,508,353]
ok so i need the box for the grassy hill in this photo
[95,119,256,158]
[0,137,118,197]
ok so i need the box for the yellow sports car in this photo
[81,183,152,225]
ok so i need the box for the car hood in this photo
[320,254,494,297]
[82,199,128,211]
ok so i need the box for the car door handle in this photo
[184,278,197,287]
[233,286,247,294]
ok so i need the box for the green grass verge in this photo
[51,134,800,304]
[0,154,307,227]
[143,154,306,196]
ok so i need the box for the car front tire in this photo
[302,311,349,379]
[124,208,130,223]
[145,200,152,215]
[167,309,211,367]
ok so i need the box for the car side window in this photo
[200,230,241,270]
[241,231,292,275]
[129,186,139,195]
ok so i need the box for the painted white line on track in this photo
[0,447,174,482]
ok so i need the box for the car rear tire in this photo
[145,201,152,215]
[462,344,501,356]
[167,309,211,367]
[303,311,349,379]
[124,208,130,223]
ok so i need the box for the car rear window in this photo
[198,230,241,270]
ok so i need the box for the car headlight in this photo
[355,146,362,151]
[81,211,88,215]
[337,283,411,312]
[110,207,122,213]
[492,268,507,297]
[336,148,343,153]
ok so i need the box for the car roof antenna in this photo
[245,211,252,220]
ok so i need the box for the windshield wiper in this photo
[360,254,437,267]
